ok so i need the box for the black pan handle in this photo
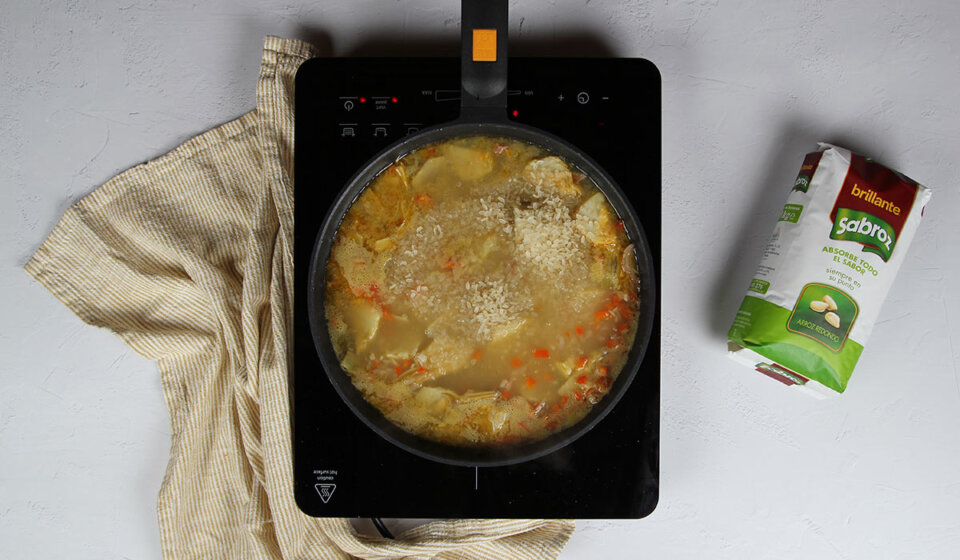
[460,0,509,121]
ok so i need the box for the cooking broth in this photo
[324,136,640,447]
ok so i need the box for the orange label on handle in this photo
[472,29,497,61]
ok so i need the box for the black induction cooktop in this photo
[293,57,660,518]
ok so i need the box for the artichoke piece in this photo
[411,155,450,193]
[341,298,382,352]
[553,358,575,379]
[417,335,473,380]
[368,315,424,359]
[414,386,458,417]
[373,237,395,253]
[340,351,367,375]
[522,156,581,198]
[368,163,412,223]
[444,144,493,181]
[458,233,508,275]
[347,163,412,245]
[332,236,386,296]
[558,374,582,398]
[575,192,618,247]
[488,317,528,342]
[489,408,510,433]
[412,145,493,194]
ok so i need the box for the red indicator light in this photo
[391,96,398,103]
[598,122,605,126]
[359,97,367,103]
[511,109,519,117]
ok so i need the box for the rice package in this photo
[728,143,931,396]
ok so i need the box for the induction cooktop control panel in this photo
[331,84,620,145]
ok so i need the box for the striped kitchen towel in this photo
[25,36,575,560]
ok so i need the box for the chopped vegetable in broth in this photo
[324,136,640,447]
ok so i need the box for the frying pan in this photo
[307,0,656,467]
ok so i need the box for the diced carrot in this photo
[576,375,588,385]
[381,305,393,321]
[617,220,625,231]
[585,387,596,398]
[575,326,584,336]
[511,358,522,368]
[617,323,629,332]
[576,356,588,369]
[574,390,584,401]
[473,349,483,360]
[518,421,531,433]
[414,193,433,206]
[394,365,403,375]
[534,304,542,311]
[564,331,571,338]
[501,391,512,399]
[560,395,569,407]
[534,348,550,358]
[598,365,609,376]
[552,404,562,413]
[417,367,427,374]
[595,310,610,322]
[403,359,412,367]
[606,339,618,349]
[353,260,367,266]
[525,376,537,388]
[371,360,380,369]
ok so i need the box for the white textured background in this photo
[2,1,959,558]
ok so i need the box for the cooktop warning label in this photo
[315,484,337,504]
[313,469,338,503]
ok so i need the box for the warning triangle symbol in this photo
[315,483,336,504]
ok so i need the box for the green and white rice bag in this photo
[728,143,932,396]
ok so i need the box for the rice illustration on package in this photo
[728,143,931,396]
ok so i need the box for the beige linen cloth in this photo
[26,37,575,560]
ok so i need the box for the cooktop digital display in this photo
[293,57,660,518]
